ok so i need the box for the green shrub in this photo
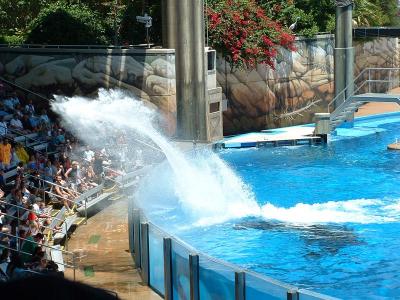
[25,2,110,45]
[0,35,25,45]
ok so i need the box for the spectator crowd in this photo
[0,82,119,281]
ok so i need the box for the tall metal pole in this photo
[162,0,178,49]
[166,0,208,141]
[343,5,354,99]
[191,0,208,141]
[334,0,354,107]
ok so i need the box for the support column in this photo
[191,0,208,141]
[170,0,208,141]
[334,1,354,108]
[162,0,178,49]
[343,5,354,99]
[334,6,346,106]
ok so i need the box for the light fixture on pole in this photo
[136,13,152,48]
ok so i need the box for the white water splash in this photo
[52,89,259,225]
[52,89,399,227]
[259,199,398,224]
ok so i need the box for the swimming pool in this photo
[138,113,400,299]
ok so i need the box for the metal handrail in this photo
[329,80,368,119]
[327,68,368,112]
[1,211,68,248]
[44,190,77,205]
[0,43,138,49]
[25,174,82,196]
[1,232,75,256]
[0,124,49,156]
[0,200,66,228]
[1,232,76,280]
[0,77,51,103]
[44,189,87,224]
[328,67,400,113]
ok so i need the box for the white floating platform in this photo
[216,126,322,149]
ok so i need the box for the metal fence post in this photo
[65,222,68,251]
[133,209,141,267]
[140,222,149,285]
[368,69,371,93]
[84,197,88,225]
[235,271,245,300]
[72,252,76,281]
[287,289,299,300]
[163,237,172,300]
[189,254,199,300]
[128,198,134,254]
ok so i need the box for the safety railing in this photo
[0,199,69,249]
[0,123,49,156]
[0,76,51,103]
[25,174,82,197]
[0,231,77,280]
[0,44,139,49]
[328,67,400,115]
[129,203,340,300]
[23,174,86,222]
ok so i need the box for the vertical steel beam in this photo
[140,222,150,285]
[191,0,208,141]
[175,0,208,141]
[235,272,246,300]
[189,254,200,300]
[334,2,354,112]
[133,209,141,267]
[128,199,134,254]
[334,6,346,105]
[176,0,194,139]
[287,290,299,300]
[163,238,173,300]
[162,0,178,49]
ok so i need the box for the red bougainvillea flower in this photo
[206,0,296,69]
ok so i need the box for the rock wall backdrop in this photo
[0,36,397,136]
[0,48,177,134]
[219,35,399,135]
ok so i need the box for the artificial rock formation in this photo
[220,36,398,135]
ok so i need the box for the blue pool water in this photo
[139,114,400,299]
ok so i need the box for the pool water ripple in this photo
[141,119,400,299]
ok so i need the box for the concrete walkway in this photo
[64,199,161,300]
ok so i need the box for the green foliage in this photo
[0,0,399,46]
[0,0,50,35]
[0,35,25,45]
[25,2,109,45]
[257,0,330,37]
[353,0,399,27]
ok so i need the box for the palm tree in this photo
[353,0,386,27]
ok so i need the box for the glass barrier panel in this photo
[246,272,293,300]
[198,255,235,300]
[298,289,339,300]
[148,224,165,296]
[171,239,191,300]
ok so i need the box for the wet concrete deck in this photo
[64,199,161,300]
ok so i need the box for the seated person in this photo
[39,109,50,125]
[9,114,23,131]
[53,176,75,215]
[24,99,35,116]
[0,138,12,170]
[15,144,29,164]
[21,114,34,132]
[20,232,44,264]
[0,116,7,137]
